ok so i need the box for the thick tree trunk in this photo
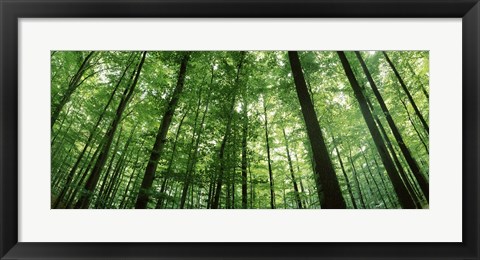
[383,51,429,134]
[356,52,429,202]
[337,51,416,209]
[135,52,190,209]
[288,51,346,209]
[74,51,146,209]
[52,51,96,127]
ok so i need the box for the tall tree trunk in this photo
[179,72,213,209]
[263,97,276,209]
[135,52,190,209]
[52,51,96,127]
[361,150,390,208]
[155,107,190,208]
[241,93,249,209]
[359,82,420,207]
[120,142,144,208]
[374,114,420,208]
[288,51,346,209]
[212,52,245,209]
[180,85,204,209]
[405,61,429,100]
[94,127,123,208]
[337,51,416,209]
[330,134,357,209]
[74,51,146,209]
[383,51,429,134]
[400,99,429,154]
[66,142,102,208]
[348,148,366,208]
[282,128,303,209]
[53,60,131,208]
[356,51,429,202]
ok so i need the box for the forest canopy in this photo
[51,50,429,209]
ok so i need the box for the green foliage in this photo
[51,51,429,209]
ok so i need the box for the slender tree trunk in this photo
[337,51,416,209]
[179,71,213,209]
[383,51,429,134]
[52,61,131,208]
[348,149,366,208]
[212,52,245,209]
[282,128,303,209]
[241,97,248,208]
[293,147,308,208]
[401,99,429,154]
[51,105,72,145]
[263,97,276,209]
[356,52,429,202]
[358,81,419,207]
[74,51,146,209]
[372,154,399,208]
[330,135,357,209]
[135,52,190,209]
[52,51,96,127]
[180,86,204,209]
[363,152,391,208]
[66,143,102,208]
[374,115,420,208]
[288,51,346,209]
[155,107,190,208]
[406,61,429,100]
[120,143,144,208]
[94,127,123,208]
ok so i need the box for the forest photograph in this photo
[51,50,429,209]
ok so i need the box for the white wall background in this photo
[18,18,462,242]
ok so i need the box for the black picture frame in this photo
[1,0,478,259]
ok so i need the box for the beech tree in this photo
[51,50,429,209]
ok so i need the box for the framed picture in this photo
[1,0,478,259]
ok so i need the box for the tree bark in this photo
[348,148,366,208]
[135,52,190,209]
[241,89,249,209]
[330,134,357,209]
[282,128,303,209]
[383,51,429,134]
[356,51,429,202]
[337,51,416,209]
[263,97,276,209]
[53,59,132,208]
[155,107,190,208]
[52,51,96,127]
[212,52,245,209]
[74,51,146,209]
[288,51,346,209]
